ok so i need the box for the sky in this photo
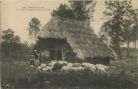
[1,0,138,44]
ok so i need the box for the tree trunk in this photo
[9,42,12,57]
[119,44,121,58]
[115,31,121,59]
[133,40,136,58]
[127,39,130,57]
[114,38,121,59]
[134,40,137,58]
[117,41,121,59]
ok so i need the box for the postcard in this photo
[1,0,138,89]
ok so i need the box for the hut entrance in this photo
[37,38,67,62]
[50,50,62,61]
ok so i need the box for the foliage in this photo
[100,0,136,58]
[52,4,74,19]
[69,1,96,20]
[1,28,31,58]
[28,17,41,41]
[51,1,96,20]
[1,28,21,57]
[2,28,20,43]
[122,9,138,49]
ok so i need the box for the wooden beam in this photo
[55,49,58,62]
[62,48,65,61]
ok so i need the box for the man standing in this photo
[33,48,40,66]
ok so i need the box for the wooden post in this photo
[55,49,58,62]
[62,48,65,61]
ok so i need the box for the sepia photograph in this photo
[0,0,138,89]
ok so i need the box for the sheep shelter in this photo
[35,16,117,65]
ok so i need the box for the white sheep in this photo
[67,63,73,67]
[58,61,68,64]
[46,66,53,72]
[82,62,92,66]
[62,66,70,72]
[70,66,84,72]
[61,63,73,72]
[82,63,96,72]
[73,63,82,67]
[87,64,96,72]
[42,66,52,73]
[95,64,108,74]
[49,61,57,67]
[40,63,47,68]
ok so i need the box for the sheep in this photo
[62,63,83,72]
[61,63,73,72]
[95,64,108,69]
[82,63,96,72]
[95,64,108,74]
[40,63,47,68]
[57,61,68,67]
[42,66,52,73]
[58,61,68,64]
[82,63,92,66]
[73,63,82,67]
[67,63,73,67]
[87,64,96,72]
[70,66,84,72]
[62,66,71,72]
[52,63,63,72]
[49,61,57,67]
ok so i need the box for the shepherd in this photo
[33,48,40,66]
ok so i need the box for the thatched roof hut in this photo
[37,16,117,63]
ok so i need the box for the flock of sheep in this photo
[37,60,109,74]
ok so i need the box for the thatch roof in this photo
[38,16,117,60]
